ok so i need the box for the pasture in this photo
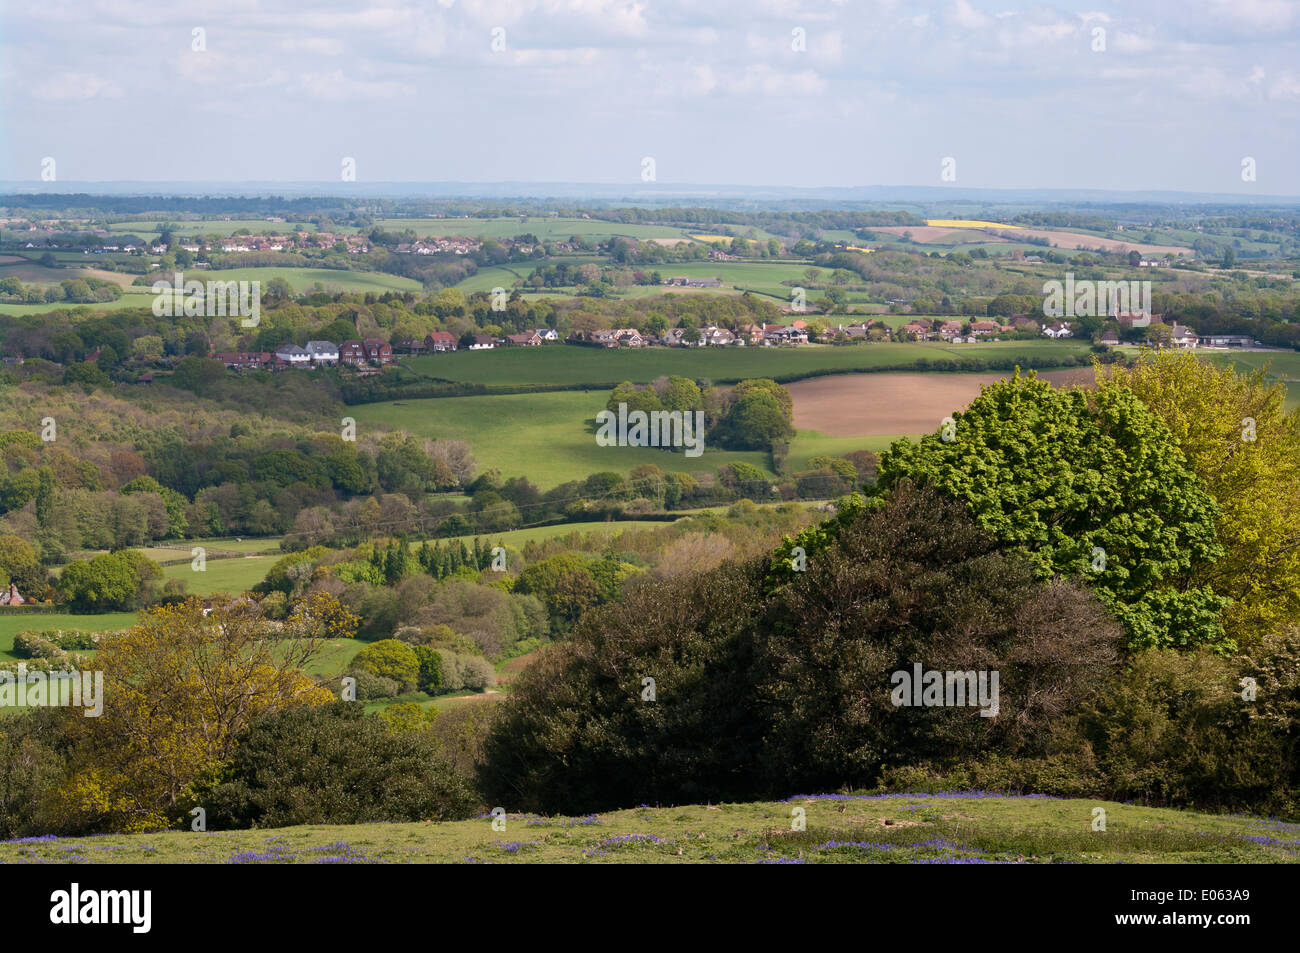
[406,339,1092,387]
[101,220,325,237]
[195,266,421,294]
[0,612,137,662]
[1,794,1293,864]
[429,519,680,549]
[371,217,691,242]
[349,391,772,488]
[161,555,275,597]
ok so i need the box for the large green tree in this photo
[875,371,1228,651]
[1100,350,1300,646]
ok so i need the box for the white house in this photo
[1170,324,1199,348]
[1041,321,1073,339]
[534,328,559,342]
[468,335,495,350]
[274,344,311,365]
[304,340,339,364]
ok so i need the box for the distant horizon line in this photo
[2,181,1298,204]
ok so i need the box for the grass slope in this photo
[350,391,771,488]
[2,794,1294,864]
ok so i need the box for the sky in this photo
[2,0,1298,194]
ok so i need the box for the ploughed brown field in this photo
[789,368,1096,437]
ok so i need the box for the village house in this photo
[392,338,427,355]
[1041,321,1073,339]
[900,321,934,341]
[506,331,543,347]
[0,583,24,606]
[340,341,367,366]
[613,329,646,347]
[362,338,394,364]
[534,328,559,342]
[213,351,273,370]
[468,335,496,350]
[1098,328,1120,346]
[764,324,807,345]
[304,341,339,365]
[938,320,965,342]
[424,331,458,352]
[970,320,1001,337]
[274,344,311,367]
[1170,324,1199,348]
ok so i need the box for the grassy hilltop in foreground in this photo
[3,795,1297,865]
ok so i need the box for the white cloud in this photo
[34,73,123,101]
[949,0,988,30]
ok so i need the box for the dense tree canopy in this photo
[1099,350,1300,646]
[875,371,1228,651]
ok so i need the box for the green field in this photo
[787,431,902,471]
[194,266,421,294]
[372,216,692,242]
[0,612,137,662]
[408,340,1091,387]
[350,391,772,488]
[161,555,275,597]
[454,263,543,294]
[1,793,1293,864]
[103,220,324,237]
[181,536,285,555]
[431,519,679,550]
[302,638,364,679]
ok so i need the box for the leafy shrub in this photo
[1073,629,1300,816]
[12,629,97,658]
[346,669,400,700]
[200,703,478,828]
[350,639,420,693]
[437,651,495,693]
[412,644,443,694]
